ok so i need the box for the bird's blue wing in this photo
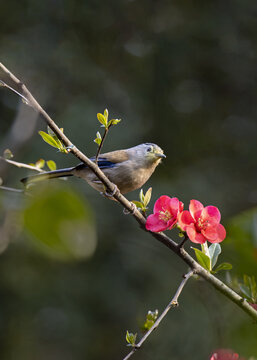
[94,158,117,169]
[75,157,117,171]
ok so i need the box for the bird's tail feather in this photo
[21,167,74,186]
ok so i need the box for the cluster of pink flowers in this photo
[145,196,226,244]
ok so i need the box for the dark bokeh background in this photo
[0,1,257,359]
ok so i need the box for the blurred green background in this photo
[0,1,257,359]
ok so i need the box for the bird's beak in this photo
[155,153,166,159]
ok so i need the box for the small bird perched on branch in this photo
[21,143,166,195]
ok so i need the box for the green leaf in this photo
[139,189,144,203]
[213,262,233,274]
[39,131,60,149]
[143,309,158,331]
[209,243,221,269]
[144,187,152,207]
[3,148,13,159]
[94,131,102,145]
[47,160,57,171]
[192,247,211,271]
[108,118,121,126]
[126,331,137,346]
[35,159,45,169]
[131,200,144,210]
[104,108,108,120]
[97,113,107,128]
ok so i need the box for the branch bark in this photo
[1,62,257,322]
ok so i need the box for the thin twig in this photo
[123,270,194,360]
[95,125,112,164]
[0,79,30,105]
[178,234,189,249]
[0,157,44,172]
[0,185,24,193]
[0,62,257,322]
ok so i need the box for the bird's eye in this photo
[147,147,152,152]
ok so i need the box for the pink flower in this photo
[178,199,226,244]
[210,349,240,360]
[146,196,184,232]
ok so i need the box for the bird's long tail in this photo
[21,167,75,186]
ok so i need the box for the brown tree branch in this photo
[123,270,194,360]
[0,62,257,324]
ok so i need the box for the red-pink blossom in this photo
[210,349,240,360]
[145,196,183,232]
[178,199,226,244]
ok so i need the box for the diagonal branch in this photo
[0,62,257,322]
[123,270,194,360]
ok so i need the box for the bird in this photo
[21,143,166,196]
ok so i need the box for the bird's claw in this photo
[123,202,137,215]
[100,185,118,199]
[65,144,75,152]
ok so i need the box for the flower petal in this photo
[186,225,206,244]
[167,197,180,216]
[178,210,194,231]
[189,199,204,220]
[201,206,221,226]
[207,224,226,243]
[167,218,177,230]
[145,213,169,232]
[153,195,173,214]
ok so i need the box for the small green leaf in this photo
[3,149,13,159]
[94,138,101,145]
[39,131,60,149]
[143,309,158,331]
[108,118,121,126]
[126,331,137,347]
[146,309,158,321]
[131,200,144,210]
[35,159,45,169]
[47,160,57,171]
[192,247,211,271]
[213,262,233,274]
[97,113,107,127]
[104,108,108,120]
[94,131,102,145]
[209,243,221,269]
[139,189,144,203]
[144,187,152,207]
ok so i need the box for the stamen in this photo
[159,210,172,222]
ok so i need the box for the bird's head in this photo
[131,143,166,166]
